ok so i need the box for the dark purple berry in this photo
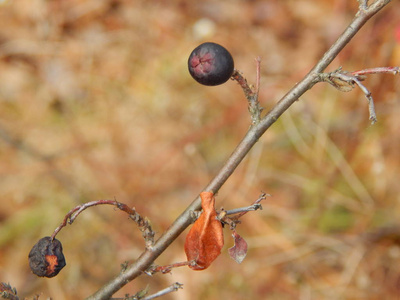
[188,42,234,86]
[28,237,66,278]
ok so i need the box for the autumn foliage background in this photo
[1,0,400,299]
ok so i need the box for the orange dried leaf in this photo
[184,191,224,270]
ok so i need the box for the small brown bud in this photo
[28,236,66,278]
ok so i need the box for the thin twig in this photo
[51,200,155,248]
[255,56,261,97]
[110,283,183,300]
[321,70,378,124]
[145,261,191,275]
[51,200,116,240]
[351,66,400,76]
[319,66,400,124]
[222,204,262,216]
[141,282,183,300]
[86,2,392,299]
[231,192,268,219]
[218,192,268,230]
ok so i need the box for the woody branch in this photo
[87,1,392,299]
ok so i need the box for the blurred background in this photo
[0,0,399,299]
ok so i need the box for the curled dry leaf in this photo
[228,230,248,264]
[184,191,224,270]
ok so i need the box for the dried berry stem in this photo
[231,57,264,125]
[231,70,254,98]
[51,200,155,248]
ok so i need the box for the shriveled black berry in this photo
[188,42,234,86]
[29,236,66,278]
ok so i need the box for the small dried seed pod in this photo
[28,236,66,278]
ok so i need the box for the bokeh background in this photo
[1,0,400,299]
